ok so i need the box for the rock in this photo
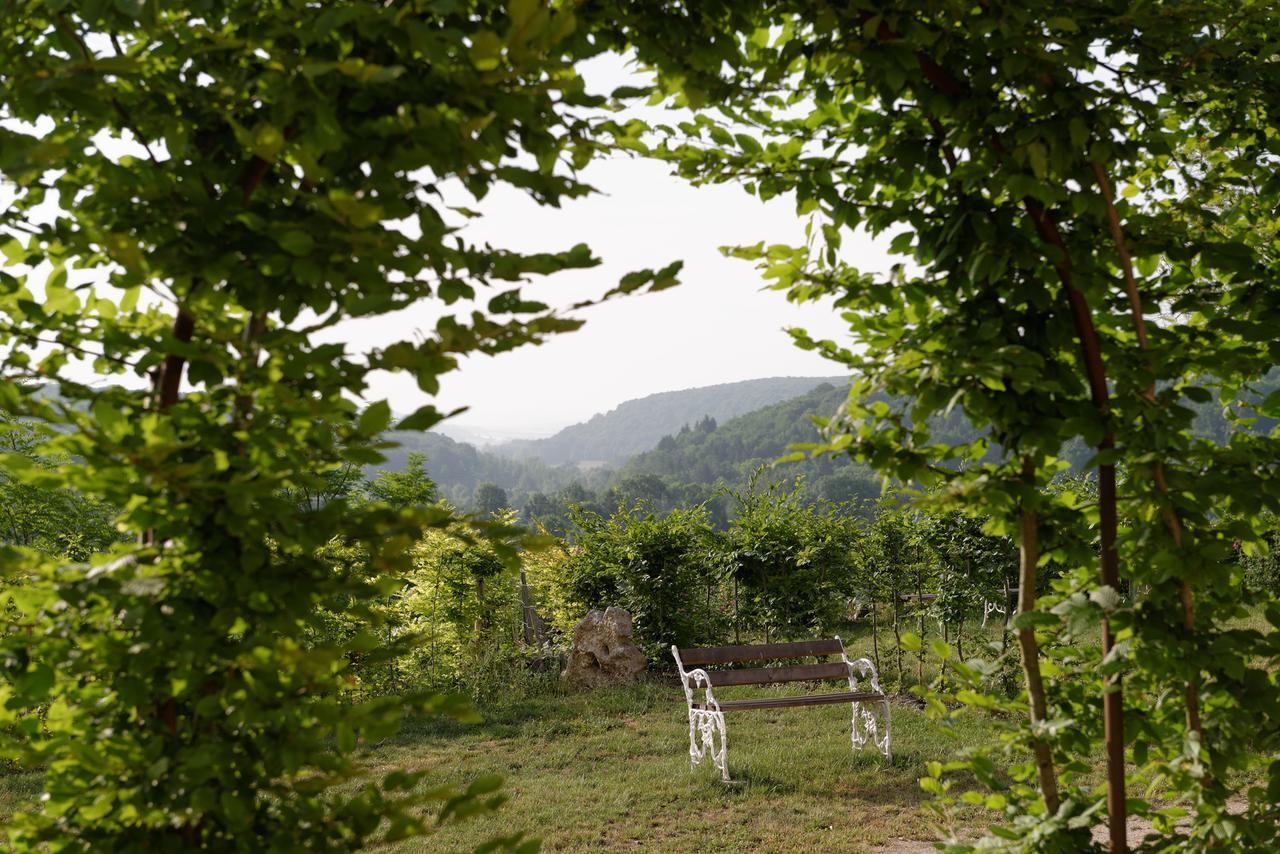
[560,606,647,688]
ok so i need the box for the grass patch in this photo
[363,679,999,852]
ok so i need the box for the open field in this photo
[6,614,1268,850]
[0,622,1018,850]
[362,672,1003,853]
[0,679,990,852]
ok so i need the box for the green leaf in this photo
[357,400,392,436]
[1027,142,1048,180]
[508,0,539,29]
[734,133,763,155]
[1011,610,1058,630]
[470,31,504,71]
[275,231,316,256]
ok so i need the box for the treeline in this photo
[405,373,1280,527]
[491,375,842,466]
[340,474,1280,702]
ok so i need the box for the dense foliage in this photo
[611,2,1280,849]
[0,2,679,848]
[398,373,1263,526]
[6,3,1280,852]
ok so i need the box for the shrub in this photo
[553,503,727,659]
[725,477,863,641]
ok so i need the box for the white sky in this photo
[344,156,877,438]
[337,54,893,438]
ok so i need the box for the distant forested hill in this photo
[490,376,845,466]
[376,370,1278,516]
[618,382,881,505]
[377,430,608,509]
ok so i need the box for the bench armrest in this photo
[843,656,886,696]
[833,637,886,696]
[683,668,722,712]
[672,645,722,713]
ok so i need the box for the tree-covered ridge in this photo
[384,370,1280,519]
[621,381,879,501]
[381,429,607,509]
[491,375,844,465]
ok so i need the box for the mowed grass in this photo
[0,683,993,851]
[362,678,1000,853]
[0,621,1013,850]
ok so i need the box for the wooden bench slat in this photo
[690,661,849,688]
[678,638,843,666]
[693,691,885,712]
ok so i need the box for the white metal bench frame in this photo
[671,636,891,782]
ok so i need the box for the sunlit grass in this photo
[358,679,999,852]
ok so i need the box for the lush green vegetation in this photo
[0,668,1002,853]
[0,2,678,849]
[5,2,1280,853]
[609,3,1280,849]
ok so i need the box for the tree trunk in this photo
[733,575,741,645]
[1091,160,1201,743]
[519,568,534,647]
[871,596,880,673]
[892,577,903,686]
[916,557,925,687]
[1017,478,1061,814]
[1024,199,1127,852]
[941,620,949,677]
[1000,573,1011,657]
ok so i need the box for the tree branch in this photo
[1090,160,1201,740]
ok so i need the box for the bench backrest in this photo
[675,639,848,688]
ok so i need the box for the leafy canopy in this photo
[0,1,676,849]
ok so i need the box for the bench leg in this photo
[850,698,892,760]
[689,709,729,782]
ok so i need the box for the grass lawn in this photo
[0,681,993,852]
[0,622,1014,851]
[364,678,1000,853]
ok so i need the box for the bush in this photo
[725,477,863,641]
[552,503,728,659]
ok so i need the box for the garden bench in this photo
[671,637,890,782]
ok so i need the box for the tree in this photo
[613,4,1280,850]
[0,3,678,848]
[473,483,509,518]
[724,475,861,642]
[556,502,726,658]
[366,452,437,511]
[0,412,119,558]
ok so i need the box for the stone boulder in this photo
[561,607,647,688]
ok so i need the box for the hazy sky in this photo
[8,52,894,440]
[331,54,894,439]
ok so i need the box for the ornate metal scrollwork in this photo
[672,648,730,782]
[672,639,890,782]
[838,642,892,759]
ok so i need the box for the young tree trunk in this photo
[916,557,925,687]
[1017,472,1061,814]
[733,575,741,645]
[519,568,534,647]
[1000,573,1011,657]
[942,617,952,676]
[1025,200,1127,851]
[871,596,881,673]
[892,577,903,686]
